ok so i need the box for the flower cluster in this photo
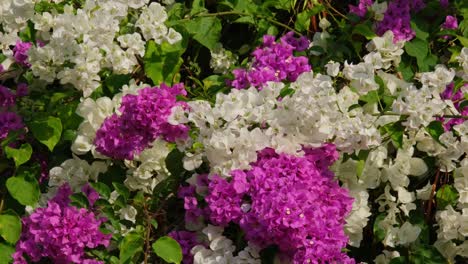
[0,84,25,140]
[375,0,425,42]
[12,40,32,67]
[95,83,189,160]
[231,32,310,89]
[189,145,354,263]
[13,184,111,264]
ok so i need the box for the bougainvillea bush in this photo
[0,0,467,263]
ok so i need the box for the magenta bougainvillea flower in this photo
[13,184,111,264]
[94,83,189,160]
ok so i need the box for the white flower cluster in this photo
[124,139,171,193]
[27,155,108,213]
[191,225,261,264]
[209,45,237,74]
[176,71,381,176]
[0,0,35,55]
[458,47,468,81]
[0,0,181,97]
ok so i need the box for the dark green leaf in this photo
[112,182,130,200]
[425,121,445,143]
[70,193,90,208]
[409,245,445,264]
[410,21,429,40]
[29,116,63,151]
[352,23,377,40]
[183,17,222,50]
[89,182,111,199]
[152,236,183,264]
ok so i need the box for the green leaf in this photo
[436,185,459,210]
[89,182,111,199]
[381,121,404,148]
[425,121,445,144]
[404,38,428,61]
[183,17,222,50]
[295,10,311,32]
[418,53,438,72]
[389,257,408,264]
[457,35,468,46]
[4,143,32,167]
[352,23,377,40]
[410,20,429,40]
[165,148,185,178]
[373,213,386,242]
[112,182,130,200]
[152,236,183,264]
[104,74,131,95]
[6,170,40,206]
[190,0,207,15]
[29,116,63,151]
[0,243,15,264]
[143,40,185,85]
[119,232,144,263]
[0,213,22,244]
[70,193,90,208]
[409,245,445,264]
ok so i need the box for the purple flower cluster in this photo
[349,0,373,18]
[13,41,32,68]
[203,144,354,263]
[94,83,189,160]
[13,184,111,264]
[376,0,426,42]
[168,231,199,264]
[0,85,25,141]
[438,83,468,131]
[231,32,311,89]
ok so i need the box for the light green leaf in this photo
[4,143,32,167]
[404,38,428,61]
[436,185,459,210]
[0,243,15,264]
[0,213,21,244]
[295,10,311,32]
[30,116,63,151]
[143,40,185,85]
[183,17,222,50]
[152,236,183,264]
[119,232,144,263]
[190,0,207,15]
[6,170,40,206]
[457,35,468,46]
